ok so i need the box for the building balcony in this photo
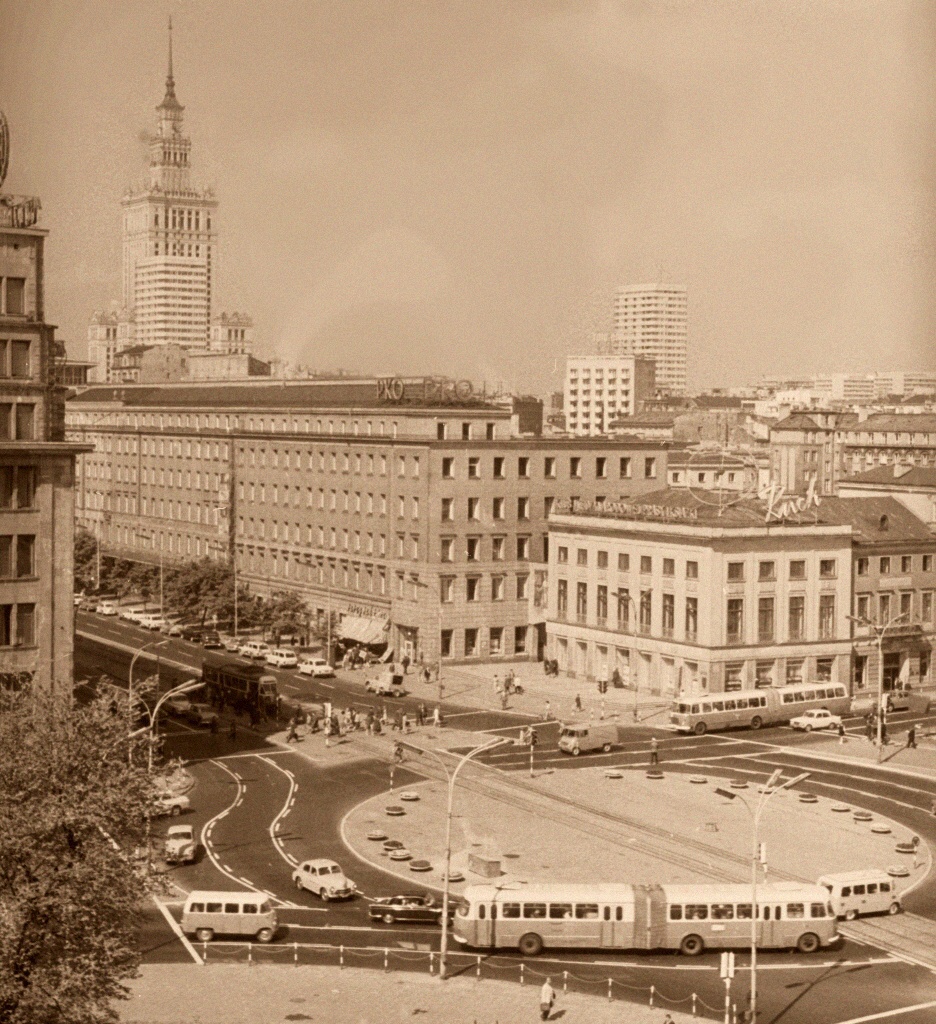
[726,632,745,646]
[684,629,697,643]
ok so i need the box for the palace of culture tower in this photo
[88,22,255,383]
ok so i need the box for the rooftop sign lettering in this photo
[763,477,820,523]
[376,376,479,405]
[555,498,699,521]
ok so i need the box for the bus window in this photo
[602,906,611,921]
[763,906,771,920]
[691,704,700,714]
[711,904,734,920]
[615,906,623,921]
[685,905,708,920]
[834,686,846,697]
[712,702,725,712]
[669,905,683,920]
[841,887,851,897]
[523,903,547,919]
[867,884,878,894]
[736,904,752,919]
[802,690,816,701]
[478,904,486,920]
[810,903,827,918]
[206,902,223,914]
[880,882,891,893]
[853,885,865,896]
[786,903,805,919]
[782,693,794,704]
[550,904,573,920]
[575,904,599,920]
[502,903,520,918]
[725,700,737,711]
[242,904,257,914]
[701,703,711,713]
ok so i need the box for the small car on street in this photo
[201,630,223,649]
[96,599,119,616]
[292,859,357,900]
[139,612,170,631]
[154,792,191,817]
[179,625,204,643]
[222,635,242,652]
[297,656,334,677]
[186,702,219,727]
[365,674,405,697]
[164,824,198,864]
[266,648,298,668]
[163,694,193,717]
[120,605,148,624]
[239,640,272,660]
[368,893,443,925]
[790,708,842,732]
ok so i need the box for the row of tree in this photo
[75,529,330,646]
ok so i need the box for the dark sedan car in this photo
[367,894,443,925]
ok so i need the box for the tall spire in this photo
[159,15,183,114]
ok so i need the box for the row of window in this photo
[441,496,531,521]
[440,626,527,658]
[441,535,531,562]
[855,590,934,625]
[556,583,837,645]
[438,573,529,603]
[857,554,934,576]
[0,404,36,442]
[441,455,655,481]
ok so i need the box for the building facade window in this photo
[788,595,805,641]
[819,594,836,639]
[757,597,774,642]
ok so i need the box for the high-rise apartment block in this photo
[563,355,655,436]
[0,127,90,696]
[612,284,687,395]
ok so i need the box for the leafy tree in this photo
[163,558,235,626]
[74,529,98,592]
[124,563,160,608]
[258,590,310,643]
[0,689,161,1024]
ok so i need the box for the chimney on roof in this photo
[894,463,912,479]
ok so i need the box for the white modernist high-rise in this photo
[120,20,217,349]
[612,284,687,395]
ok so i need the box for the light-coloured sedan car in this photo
[154,792,191,817]
[292,859,357,901]
[266,648,298,668]
[790,708,842,732]
[297,656,335,678]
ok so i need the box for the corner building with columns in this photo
[66,378,670,664]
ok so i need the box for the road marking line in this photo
[152,894,203,965]
[260,754,302,870]
[828,1001,936,1024]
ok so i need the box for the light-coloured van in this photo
[181,890,278,942]
[557,722,619,756]
[817,871,901,921]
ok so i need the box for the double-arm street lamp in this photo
[399,736,508,979]
[716,769,810,1023]
[147,676,205,773]
[846,610,909,760]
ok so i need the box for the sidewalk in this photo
[120,963,700,1024]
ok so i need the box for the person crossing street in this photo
[539,978,556,1021]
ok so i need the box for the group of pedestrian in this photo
[864,708,890,745]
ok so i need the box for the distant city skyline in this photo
[2,0,934,394]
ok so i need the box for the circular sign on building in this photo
[682,442,762,516]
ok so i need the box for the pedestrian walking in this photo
[422,665,431,685]
[228,718,237,742]
[493,674,501,696]
[543,699,551,721]
[286,717,300,743]
[401,653,410,675]
[907,724,917,749]
[574,693,582,712]
[663,1014,675,1024]
[649,736,659,766]
[865,712,875,742]
[432,705,441,728]
[838,721,846,745]
[539,978,556,1021]
[323,717,332,748]
[881,719,889,745]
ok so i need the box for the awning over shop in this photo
[338,616,389,646]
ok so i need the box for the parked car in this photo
[163,616,186,636]
[368,893,444,925]
[164,824,198,864]
[222,635,242,653]
[73,592,84,607]
[885,689,912,713]
[186,703,219,727]
[96,599,119,616]
[154,792,191,817]
[120,605,148,624]
[201,631,223,649]
[239,640,272,660]
[79,595,100,612]
[365,673,405,697]
[179,625,204,643]
[266,648,298,668]
[163,694,193,717]
[790,708,842,732]
[291,859,357,901]
[139,612,170,631]
[297,656,334,678]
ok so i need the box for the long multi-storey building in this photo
[611,284,688,395]
[0,149,90,696]
[66,378,670,664]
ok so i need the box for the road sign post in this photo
[720,951,735,1024]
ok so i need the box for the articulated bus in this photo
[670,682,850,735]
[452,882,838,957]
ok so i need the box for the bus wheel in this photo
[680,934,704,956]
[796,932,820,954]
[196,928,214,943]
[888,902,901,915]
[693,722,707,736]
[571,747,580,756]
[602,743,612,753]
[518,932,543,956]
[750,716,762,730]
[255,927,274,943]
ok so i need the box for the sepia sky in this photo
[1,0,934,393]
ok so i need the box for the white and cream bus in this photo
[452,881,838,957]
[670,682,850,735]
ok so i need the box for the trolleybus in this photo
[670,682,850,735]
[452,881,838,956]
[201,653,278,718]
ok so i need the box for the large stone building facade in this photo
[66,378,671,664]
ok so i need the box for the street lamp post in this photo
[847,611,909,760]
[617,589,640,720]
[716,769,810,1023]
[129,639,169,758]
[147,677,205,774]
[400,736,508,979]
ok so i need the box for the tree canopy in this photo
[0,690,160,1024]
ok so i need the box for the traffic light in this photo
[598,678,607,694]
[529,728,538,747]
